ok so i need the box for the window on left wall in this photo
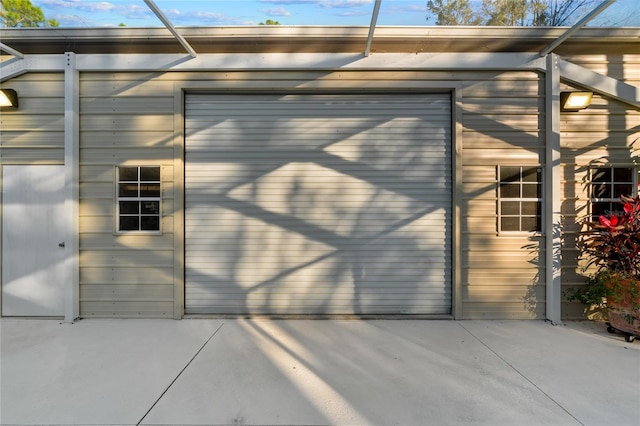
[116,166,161,233]
[498,165,543,233]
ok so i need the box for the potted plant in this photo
[570,194,640,342]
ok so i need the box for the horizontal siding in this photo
[80,283,174,300]
[80,97,174,114]
[130,69,545,320]
[461,71,545,319]
[78,73,176,318]
[79,301,174,318]
[559,54,640,83]
[80,267,174,284]
[0,67,554,319]
[80,250,174,267]
[81,131,174,148]
[80,233,174,250]
[2,58,633,319]
[1,68,587,319]
[461,302,544,320]
[0,73,65,165]
[561,130,639,149]
[80,115,174,131]
[559,54,640,319]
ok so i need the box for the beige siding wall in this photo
[560,54,640,319]
[78,72,176,317]
[0,73,65,164]
[77,69,548,319]
[2,69,548,319]
[461,72,545,319]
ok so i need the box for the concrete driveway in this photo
[1,319,638,425]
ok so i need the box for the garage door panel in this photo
[185,93,452,315]
[186,207,447,253]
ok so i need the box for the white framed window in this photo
[590,166,639,220]
[116,166,161,233]
[498,165,543,233]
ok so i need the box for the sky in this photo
[29,0,640,28]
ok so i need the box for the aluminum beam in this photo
[539,0,615,57]
[144,0,197,58]
[0,55,65,82]
[68,52,547,72]
[0,58,26,82]
[1,52,547,76]
[0,42,24,59]
[558,58,640,108]
[364,0,381,57]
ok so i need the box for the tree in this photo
[426,0,600,26]
[531,0,598,26]
[426,0,482,25]
[0,0,59,27]
[259,19,280,25]
[482,0,528,26]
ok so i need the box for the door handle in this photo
[58,242,65,248]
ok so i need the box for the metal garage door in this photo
[185,93,452,315]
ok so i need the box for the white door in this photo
[2,165,68,316]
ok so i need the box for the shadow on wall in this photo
[561,134,640,319]
[184,93,453,315]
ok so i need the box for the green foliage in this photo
[535,0,597,26]
[482,0,528,26]
[579,195,640,277]
[566,270,619,311]
[566,270,640,322]
[426,0,481,25]
[569,195,640,322]
[259,19,280,25]
[426,0,599,26]
[0,0,58,27]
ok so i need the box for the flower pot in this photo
[606,278,640,340]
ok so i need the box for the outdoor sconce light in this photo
[0,88,19,109]
[560,91,593,111]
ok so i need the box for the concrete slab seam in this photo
[136,322,226,426]
[457,322,585,426]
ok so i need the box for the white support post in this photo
[545,53,563,325]
[64,52,80,323]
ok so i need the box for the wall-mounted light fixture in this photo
[560,91,593,111]
[0,88,19,109]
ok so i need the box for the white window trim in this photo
[115,165,162,235]
[497,165,544,236]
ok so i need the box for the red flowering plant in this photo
[580,195,640,276]
[570,195,640,330]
